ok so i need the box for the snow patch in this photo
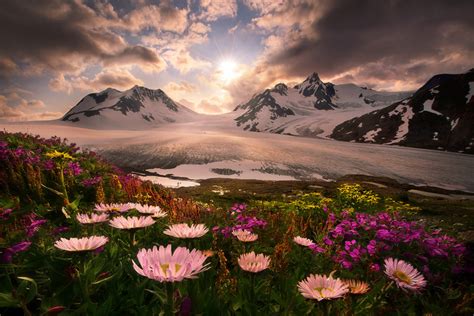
[388,105,414,144]
[363,128,382,142]
[466,82,474,103]
[422,98,443,116]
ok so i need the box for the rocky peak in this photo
[272,83,288,95]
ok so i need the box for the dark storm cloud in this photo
[0,0,165,74]
[267,0,474,84]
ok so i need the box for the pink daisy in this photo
[109,216,155,230]
[232,229,258,242]
[237,252,271,273]
[94,203,132,213]
[293,236,316,247]
[298,274,349,301]
[131,203,167,218]
[132,244,210,282]
[384,258,426,292]
[54,236,108,252]
[76,213,109,224]
[164,223,208,239]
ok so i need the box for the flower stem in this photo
[250,273,257,315]
[165,282,174,316]
[58,163,69,205]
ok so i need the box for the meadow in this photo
[0,132,472,315]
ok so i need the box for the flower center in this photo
[314,286,333,297]
[160,263,182,273]
[393,270,412,284]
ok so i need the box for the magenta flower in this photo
[25,214,47,237]
[1,241,32,263]
[81,176,102,187]
[65,161,82,176]
[0,208,12,220]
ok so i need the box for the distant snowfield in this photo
[2,118,474,191]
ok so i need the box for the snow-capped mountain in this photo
[331,69,474,153]
[234,72,412,136]
[62,86,199,129]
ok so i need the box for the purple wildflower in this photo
[0,208,13,220]
[81,176,102,187]
[65,161,82,176]
[1,241,32,263]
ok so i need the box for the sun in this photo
[218,59,240,83]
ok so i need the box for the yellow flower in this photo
[45,150,74,160]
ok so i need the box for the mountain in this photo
[233,72,412,136]
[62,86,199,129]
[331,69,474,153]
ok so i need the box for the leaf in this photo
[91,273,116,286]
[16,276,38,304]
[41,184,64,197]
[0,292,19,307]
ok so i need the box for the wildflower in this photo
[76,213,109,224]
[367,240,377,256]
[45,150,74,160]
[232,229,258,242]
[46,306,66,315]
[54,236,108,252]
[131,203,167,218]
[293,236,315,247]
[95,203,132,213]
[164,223,209,239]
[237,252,271,273]
[344,280,370,294]
[109,216,155,230]
[297,274,349,301]
[65,161,82,176]
[132,245,210,282]
[25,215,47,237]
[52,226,70,235]
[1,241,32,263]
[384,258,426,292]
[43,159,55,170]
[81,176,102,187]
[0,208,12,220]
[309,244,326,253]
[369,263,380,272]
[202,250,215,257]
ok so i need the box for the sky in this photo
[0,0,473,121]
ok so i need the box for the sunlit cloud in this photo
[0,0,472,120]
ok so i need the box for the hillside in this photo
[331,69,474,153]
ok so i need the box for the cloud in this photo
[49,69,144,93]
[103,46,166,72]
[0,94,60,121]
[163,49,211,74]
[251,0,474,90]
[199,0,238,21]
[0,0,169,76]
[121,2,189,33]
[197,97,228,114]
[164,81,198,94]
